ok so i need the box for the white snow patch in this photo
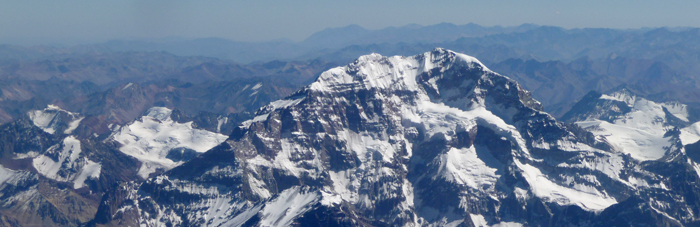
[517,160,617,211]
[470,214,488,227]
[73,159,101,189]
[576,120,672,160]
[111,107,228,178]
[257,186,320,227]
[269,97,305,110]
[248,83,263,96]
[689,160,700,179]
[514,187,530,202]
[661,102,689,122]
[0,164,17,185]
[13,151,40,159]
[218,203,264,227]
[600,92,636,106]
[435,147,499,189]
[319,190,343,206]
[248,174,272,199]
[32,136,83,181]
[64,116,84,134]
[681,122,700,145]
[216,116,228,133]
[122,82,133,90]
[627,176,651,188]
[28,109,58,134]
[251,82,263,90]
[241,114,270,128]
[329,170,359,203]
[240,97,305,128]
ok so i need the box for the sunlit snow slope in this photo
[571,89,690,160]
[110,107,229,178]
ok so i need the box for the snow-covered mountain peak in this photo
[31,136,102,189]
[599,88,637,107]
[310,48,490,94]
[27,104,84,134]
[567,89,693,160]
[101,49,656,226]
[566,89,689,124]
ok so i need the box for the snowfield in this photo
[111,107,229,178]
[576,90,690,160]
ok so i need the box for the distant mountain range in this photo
[4,23,699,68]
[0,23,541,63]
[3,23,700,123]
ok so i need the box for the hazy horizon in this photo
[2,0,700,46]
[3,22,699,47]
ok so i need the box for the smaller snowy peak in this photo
[111,107,229,178]
[599,89,688,120]
[599,89,637,107]
[566,89,689,125]
[27,104,84,134]
[31,136,101,189]
[601,89,689,121]
[569,90,692,160]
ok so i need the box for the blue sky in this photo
[1,0,699,45]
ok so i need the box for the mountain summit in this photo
[94,49,696,226]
